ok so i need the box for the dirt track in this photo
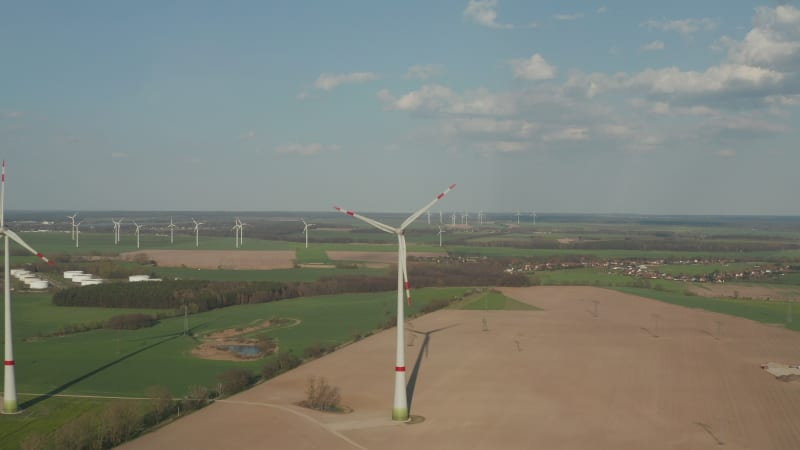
[122,287,800,450]
[122,250,296,270]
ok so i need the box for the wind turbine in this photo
[451,212,456,225]
[232,218,241,249]
[438,226,446,247]
[301,219,315,249]
[111,218,124,244]
[237,218,246,247]
[167,216,176,244]
[1,161,54,413]
[532,210,536,225]
[439,210,443,224]
[74,221,83,248]
[133,222,143,249]
[478,210,484,226]
[426,210,431,225]
[515,209,521,225]
[67,213,77,240]
[192,219,203,247]
[334,183,455,421]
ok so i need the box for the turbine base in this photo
[392,407,409,421]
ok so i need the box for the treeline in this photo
[473,238,799,253]
[52,261,524,310]
[408,261,529,288]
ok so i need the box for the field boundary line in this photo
[216,399,367,450]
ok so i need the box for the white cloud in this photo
[314,72,379,91]
[543,127,588,141]
[641,40,665,51]
[404,64,444,80]
[378,85,516,115]
[110,152,128,159]
[1,111,22,119]
[554,13,583,21]
[238,130,255,141]
[716,149,736,157]
[724,5,800,71]
[597,6,608,14]
[464,0,513,29]
[476,141,529,153]
[509,54,557,81]
[275,143,340,156]
[443,118,538,138]
[642,18,717,36]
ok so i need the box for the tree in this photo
[301,376,341,412]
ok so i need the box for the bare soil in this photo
[122,286,800,450]
[688,283,800,301]
[122,250,296,270]
[191,319,298,361]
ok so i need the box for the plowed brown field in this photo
[121,287,800,450]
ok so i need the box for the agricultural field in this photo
[3,212,800,448]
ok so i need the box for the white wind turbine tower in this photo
[192,219,203,247]
[74,221,84,248]
[67,213,78,241]
[515,209,521,225]
[532,210,536,225]
[478,210,484,226]
[301,219,315,249]
[426,210,431,225]
[238,218,246,247]
[334,183,455,421]
[232,218,242,249]
[439,210,443,224]
[451,212,456,225]
[167,217,176,244]
[1,161,54,413]
[112,218,124,244]
[437,226,446,247]
[133,222,143,249]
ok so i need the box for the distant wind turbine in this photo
[438,226,446,247]
[451,212,456,225]
[67,213,78,241]
[232,218,242,249]
[192,218,203,247]
[532,210,536,225]
[133,222,143,249]
[334,183,456,422]
[439,210,443,224]
[167,216,176,244]
[426,210,431,225]
[301,219,315,249]
[74,221,83,248]
[516,209,521,225]
[2,161,55,413]
[238,218,246,247]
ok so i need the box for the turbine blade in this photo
[333,206,396,234]
[4,229,54,265]
[400,236,411,306]
[1,160,5,228]
[400,184,456,230]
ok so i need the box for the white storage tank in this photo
[29,280,49,289]
[80,280,103,286]
[71,274,93,282]
[63,270,84,279]
[11,269,30,278]
[129,275,150,282]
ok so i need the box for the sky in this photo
[1,1,799,215]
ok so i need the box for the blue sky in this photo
[1,1,798,214]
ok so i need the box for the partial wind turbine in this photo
[167,216,176,244]
[515,209,521,225]
[426,210,431,225]
[301,219,315,249]
[334,183,455,421]
[111,218,124,244]
[237,218,246,247]
[1,161,55,413]
[438,226,446,247]
[192,218,203,247]
[532,210,536,225]
[133,222,143,249]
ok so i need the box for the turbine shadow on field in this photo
[405,323,459,411]
[21,331,187,409]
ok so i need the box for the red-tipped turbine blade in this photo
[5,229,54,265]
[333,206,396,234]
[400,184,456,231]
